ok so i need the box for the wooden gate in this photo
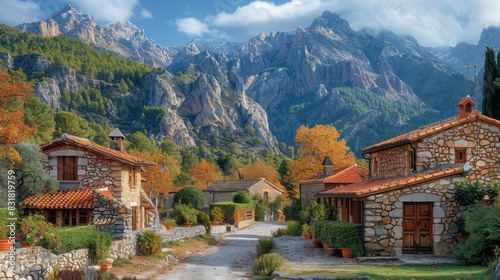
[402,202,432,254]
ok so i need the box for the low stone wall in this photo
[235,219,255,228]
[136,225,206,243]
[0,247,88,279]
[494,257,500,280]
[110,230,137,260]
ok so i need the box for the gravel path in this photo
[155,222,286,280]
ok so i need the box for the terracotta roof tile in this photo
[362,111,500,153]
[22,189,94,209]
[300,164,369,184]
[95,186,115,200]
[316,166,464,198]
[40,134,156,167]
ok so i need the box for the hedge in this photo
[209,202,253,224]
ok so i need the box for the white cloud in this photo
[139,8,152,19]
[0,0,46,26]
[176,0,500,47]
[72,0,138,22]
[175,17,212,37]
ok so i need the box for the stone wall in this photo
[416,119,500,182]
[93,190,132,239]
[362,175,464,256]
[109,231,137,260]
[300,183,324,206]
[370,145,411,179]
[136,225,206,243]
[0,247,88,280]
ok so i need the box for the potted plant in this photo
[336,222,362,258]
[173,203,198,227]
[89,231,113,272]
[302,223,312,239]
[0,220,13,251]
[210,206,225,226]
[18,214,53,247]
[163,218,176,230]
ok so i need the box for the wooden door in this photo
[403,203,432,253]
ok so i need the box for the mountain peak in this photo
[310,10,354,35]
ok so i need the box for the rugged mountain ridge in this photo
[12,7,477,154]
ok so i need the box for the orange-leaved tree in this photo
[292,124,355,182]
[129,149,175,207]
[189,159,219,189]
[240,161,286,196]
[0,70,36,162]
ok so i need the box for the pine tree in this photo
[483,47,497,118]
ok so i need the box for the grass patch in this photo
[278,264,489,280]
[113,257,132,267]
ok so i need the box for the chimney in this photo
[108,128,125,152]
[456,95,476,119]
[322,157,334,176]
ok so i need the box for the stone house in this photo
[205,178,283,203]
[22,129,156,232]
[299,157,369,208]
[316,96,500,256]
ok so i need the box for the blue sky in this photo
[1,0,500,48]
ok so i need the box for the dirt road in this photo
[155,222,286,280]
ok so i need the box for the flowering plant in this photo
[18,214,57,245]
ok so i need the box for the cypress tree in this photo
[482,47,496,118]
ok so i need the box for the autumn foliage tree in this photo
[241,161,286,195]
[189,159,219,188]
[292,124,355,182]
[0,70,36,163]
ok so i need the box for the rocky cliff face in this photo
[12,8,476,154]
[17,4,171,67]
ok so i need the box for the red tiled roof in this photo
[316,166,464,198]
[94,186,115,200]
[300,164,369,184]
[22,189,94,209]
[362,110,500,153]
[40,133,156,167]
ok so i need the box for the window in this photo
[406,151,415,173]
[263,191,269,203]
[129,167,136,186]
[63,210,89,226]
[466,103,471,112]
[46,209,57,225]
[57,156,78,180]
[372,158,379,177]
[455,148,467,164]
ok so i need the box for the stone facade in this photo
[0,247,88,280]
[43,144,141,208]
[301,182,325,205]
[93,189,133,239]
[361,175,464,256]
[109,231,137,260]
[370,145,413,178]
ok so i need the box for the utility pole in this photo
[462,64,478,102]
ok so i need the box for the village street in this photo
[155,222,286,280]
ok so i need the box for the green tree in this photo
[278,158,296,199]
[172,186,207,210]
[0,142,58,205]
[53,111,95,139]
[483,47,497,118]
[125,131,158,156]
[24,95,55,144]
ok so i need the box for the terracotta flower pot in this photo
[303,233,312,239]
[0,239,13,251]
[21,242,35,248]
[326,247,336,256]
[341,248,352,258]
[183,222,193,228]
[100,263,112,273]
[323,243,328,250]
[166,226,173,231]
[312,240,320,248]
[211,221,219,226]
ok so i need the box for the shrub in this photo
[336,222,362,250]
[252,253,284,276]
[306,200,327,220]
[257,237,275,256]
[233,190,251,203]
[298,210,310,224]
[271,228,288,238]
[197,211,211,235]
[455,203,500,265]
[89,231,112,263]
[113,257,132,267]
[173,186,207,210]
[286,221,302,236]
[47,225,96,254]
[172,203,198,224]
[210,206,225,222]
[251,194,269,221]
[313,220,330,243]
[455,180,500,206]
[322,221,340,247]
[283,199,301,221]
[137,230,163,256]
